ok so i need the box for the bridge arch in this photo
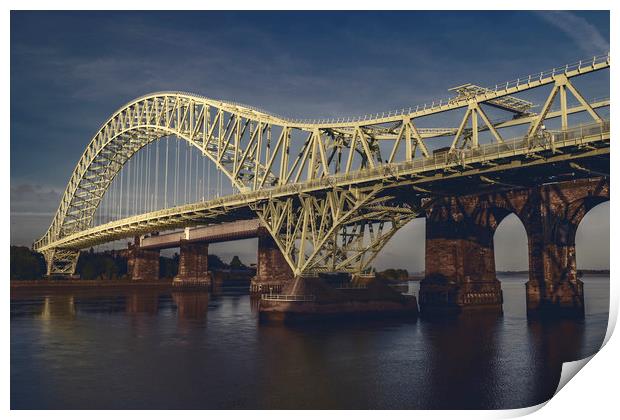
[551,191,610,284]
[35,92,286,254]
[564,194,610,246]
[492,212,529,314]
[471,204,530,288]
[575,200,609,272]
[493,212,529,271]
[538,178,610,249]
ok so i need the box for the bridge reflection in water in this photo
[10,274,609,409]
[172,291,210,323]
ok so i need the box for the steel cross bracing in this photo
[34,54,610,276]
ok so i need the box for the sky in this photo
[10,10,610,270]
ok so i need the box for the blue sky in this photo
[10,11,610,269]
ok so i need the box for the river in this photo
[10,274,609,409]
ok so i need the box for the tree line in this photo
[11,246,412,281]
[10,246,250,281]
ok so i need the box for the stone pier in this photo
[173,240,211,288]
[523,181,607,318]
[258,274,418,321]
[419,177,608,318]
[250,228,293,294]
[419,197,503,314]
[128,236,160,281]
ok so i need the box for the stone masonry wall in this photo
[174,241,210,284]
[251,228,293,294]
[420,177,608,316]
[128,236,160,281]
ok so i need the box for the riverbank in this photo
[10,270,256,295]
[10,279,174,293]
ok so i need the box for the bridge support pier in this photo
[259,273,418,321]
[525,243,584,318]
[524,186,589,318]
[250,229,293,295]
[419,198,503,315]
[173,240,211,288]
[418,178,608,318]
[128,237,160,281]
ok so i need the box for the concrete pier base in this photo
[173,241,211,289]
[525,223,587,318]
[250,230,293,295]
[419,278,503,315]
[526,279,584,318]
[419,208,504,315]
[128,237,160,281]
[258,274,418,322]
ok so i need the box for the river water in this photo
[10,274,609,409]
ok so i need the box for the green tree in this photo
[159,254,179,278]
[10,246,46,280]
[208,254,228,269]
[76,250,127,280]
[229,255,246,270]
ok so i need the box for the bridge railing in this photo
[133,120,609,218]
[282,53,609,125]
[151,69,609,127]
[272,120,609,192]
[38,119,609,252]
[336,284,369,290]
[487,54,610,95]
[261,294,316,302]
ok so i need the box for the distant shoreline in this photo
[10,269,255,292]
[10,268,609,291]
[497,269,609,275]
[385,269,610,283]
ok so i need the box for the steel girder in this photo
[251,186,418,275]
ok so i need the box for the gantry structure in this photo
[34,54,610,277]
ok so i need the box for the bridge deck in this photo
[140,219,260,249]
[37,120,609,252]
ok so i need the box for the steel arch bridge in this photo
[34,54,610,277]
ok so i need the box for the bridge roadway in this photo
[39,119,609,252]
[139,219,260,250]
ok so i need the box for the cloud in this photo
[536,11,609,55]
[11,183,63,214]
[10,183,63,246]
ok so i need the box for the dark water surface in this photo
[11,275,609,409]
